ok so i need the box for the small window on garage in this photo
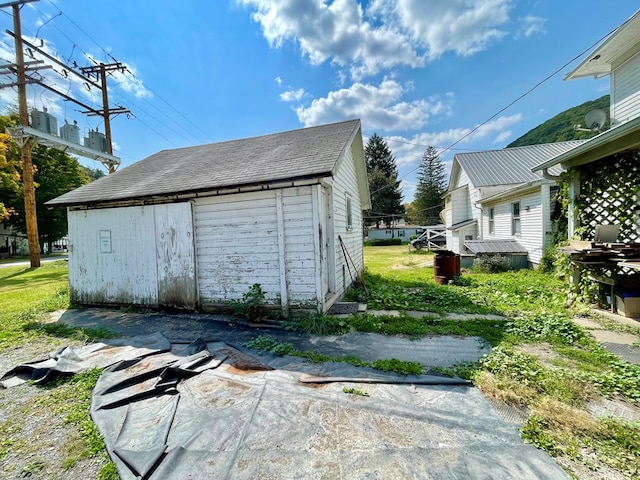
[346,195,353,231]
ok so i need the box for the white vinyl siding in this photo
[483,189,546,265]
[612,52,640,123]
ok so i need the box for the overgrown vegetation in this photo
[472,254,513,273]
[229,283,268,322]
[354,245,640,478]
[243,335,423,376]
[0,262,117,478]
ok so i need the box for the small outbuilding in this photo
[47,119,371,315]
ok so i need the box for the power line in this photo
[368,20,627,199]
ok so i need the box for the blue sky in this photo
[0,0,636,202]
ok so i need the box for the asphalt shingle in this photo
[47,119,361,207]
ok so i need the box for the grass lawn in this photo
[359,245,640,479]
[2,250,639,479]
[0,262,117,479]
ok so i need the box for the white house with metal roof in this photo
[531,10,640,304]
[444,141,585,266]
[47,119,370,315]
[532,9,640,243]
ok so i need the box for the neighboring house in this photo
[366,224,426,241]
[532,9,640,243]
[531,10,640,297]
[0,222,27,256]
[47,119,370,315]
[444,141,585,266]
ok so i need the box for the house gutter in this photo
[531,116,640,172]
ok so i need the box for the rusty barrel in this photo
[434,250,461,285]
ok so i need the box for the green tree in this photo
[7,144,90,252]
[413,146,446,225]
[507,95,609,147]
[82,166,106,181]
[364,133,404,228]
[0,114,21,221]
[403,202,418,224]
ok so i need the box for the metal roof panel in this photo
[454,141,585,187]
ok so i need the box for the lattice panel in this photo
[577,150,640,242]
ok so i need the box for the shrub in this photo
[229,283,267,321]
[369,238,403,246]
[473,254,513,273]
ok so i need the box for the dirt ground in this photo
[0,336,109,480]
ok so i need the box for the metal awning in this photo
[465,239,527,254]
[448,219,477,231]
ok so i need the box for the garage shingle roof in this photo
[48,119,361,207]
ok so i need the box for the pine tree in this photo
[413,146,446,225]
[364,133,404,228]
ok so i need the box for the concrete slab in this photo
[57,309,490,368]
[367,309,402,317]
[571,317,603,329]
[586,329,639,346]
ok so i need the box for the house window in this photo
[398,230,405,237]
[346,195,353,231]
[488,207,495,234]
[512,202,521,235]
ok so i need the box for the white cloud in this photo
[295,78,449,131]
[518,15,546,38]
[382,113,523,167]
[85,54,152,99]
[394,0,511,59]
[280,88,306,102]
[238,0,516,78]
[274,76,282,85]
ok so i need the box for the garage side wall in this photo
[331,143,364,300]
[68,206,159,305]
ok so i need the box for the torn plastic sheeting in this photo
[0,332,171,388]
[92,344,570,480]
[113,394,179,479]
[92,339,225,411]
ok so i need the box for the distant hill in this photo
[507,95,609,147]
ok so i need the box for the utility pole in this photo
[81,62,129,172]
[5,0,41,267]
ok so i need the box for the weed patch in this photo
[244,335,427,376]
[343,387,370,397]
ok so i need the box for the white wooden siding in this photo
[330,143,364,302]
[68,207,157,305]
[451,186,470,224]
[612,53,640,123]
[194,187,318,310]
[483,190,545,264]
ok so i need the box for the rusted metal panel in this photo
[154,202,196,309]
[68,206,158,306]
